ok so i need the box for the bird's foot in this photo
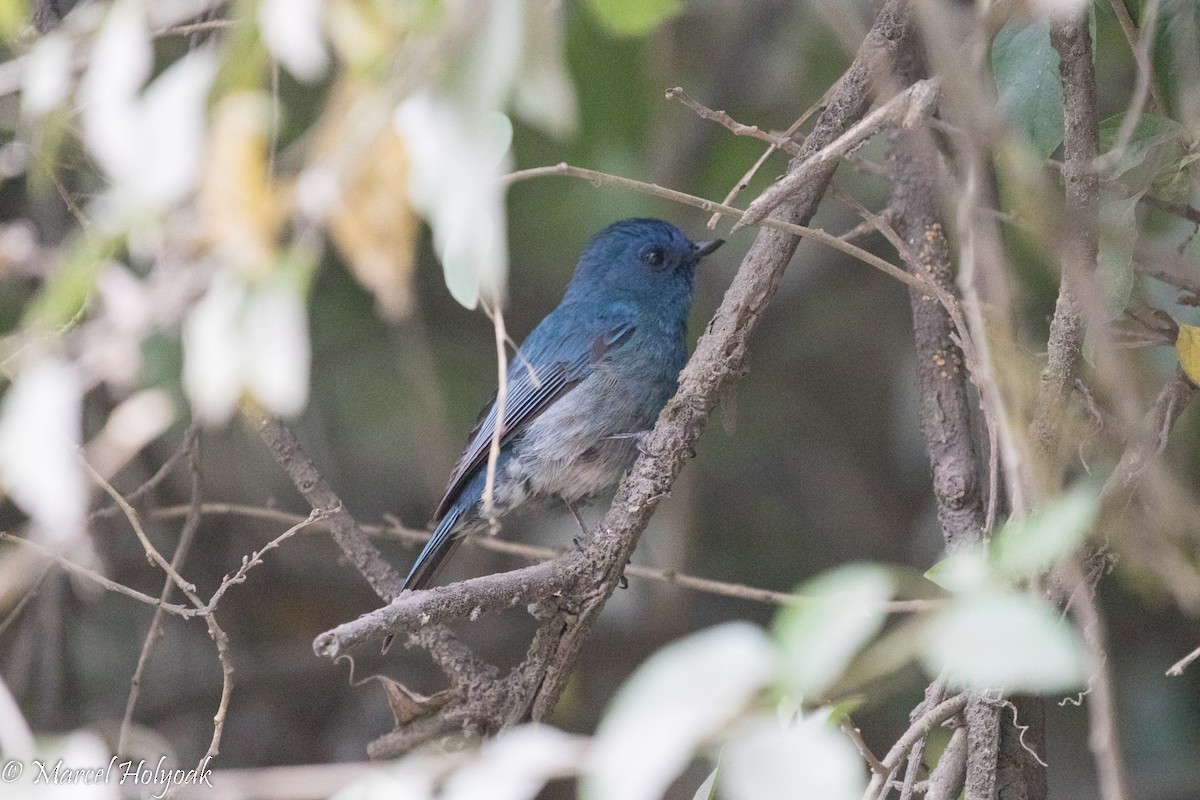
[564,498,590,548]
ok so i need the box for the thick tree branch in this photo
[891,104,986,550]
[248,410,405,601]
[313,556,583,658]
[1030,12,1100,463]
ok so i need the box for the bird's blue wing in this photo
[432,313,635,522]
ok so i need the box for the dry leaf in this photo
[373,675,453,726]
[200,91,281,277]
[316,80,420,319]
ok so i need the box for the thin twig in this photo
[706,90,830,228]
[90,426,200,521]
[736,77,942,229]
[666,86,802,154]
[0,565,52,639]
[118,428,204,757]
[198,615,234,772]
[1167,644,1200,676]
[1105,0,1166,133]
[148,502,936,612]
[503,162,927,292]
[1064,561,1130,800]
[0,532,198,617]
[81,456,199,601]
[480,300,510,525]
[205,507,334,612]
[159,18,236,38]
[843,716,889,774]
[864,694,969,800]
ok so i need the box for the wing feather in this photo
[431,319,635,521]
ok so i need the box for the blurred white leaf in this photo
[183,273,245,424]
[0,357,86,546]
[774,564,894,699]
[721,713,865,800]
[583,622,774,800]
[333,752,446,800]
[81,0,214,216]
[22,33,73,117]
[991,484,1098,579]
[0,674,34,760]
[331,770,430,800]
[922,588,1089,692]
[184,272,311,424]
[80,0,151,178]
[96,263,153,334]
[85,389,175,480]
[513,2,579,139]
[924,546,990,593]
[454,0,524,113]
[442,724,587,800]
[394,91,512,309]
[125,53,216,211]
[243,279,311,418]
[260,0,329,82]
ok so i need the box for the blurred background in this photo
[0,0,1198,798]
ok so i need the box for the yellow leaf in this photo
[200,91,281,277]
[1177,323,1200,386]
[315,80,419,319]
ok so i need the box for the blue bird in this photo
[402,218,722,591]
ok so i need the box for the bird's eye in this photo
[640,245,666,268]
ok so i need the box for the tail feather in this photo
[402,504,466,591]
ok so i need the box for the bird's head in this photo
[565,218,723,309]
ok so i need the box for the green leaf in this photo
[1098,113,1187,187]
[586,0,682,37]
[990,483,1099,579]
[922,588,1089,692]
[991,22,1064,158]
[1152,0,1200,125]
[23,234,120,332]
[1096,191,1143,319]
[774,564,894,700]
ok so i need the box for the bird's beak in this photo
[691,239,724,258]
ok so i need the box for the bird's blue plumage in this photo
[402,218,722,591]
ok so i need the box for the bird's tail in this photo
[402,504,467,591]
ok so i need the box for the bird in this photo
[402,218,723,591]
